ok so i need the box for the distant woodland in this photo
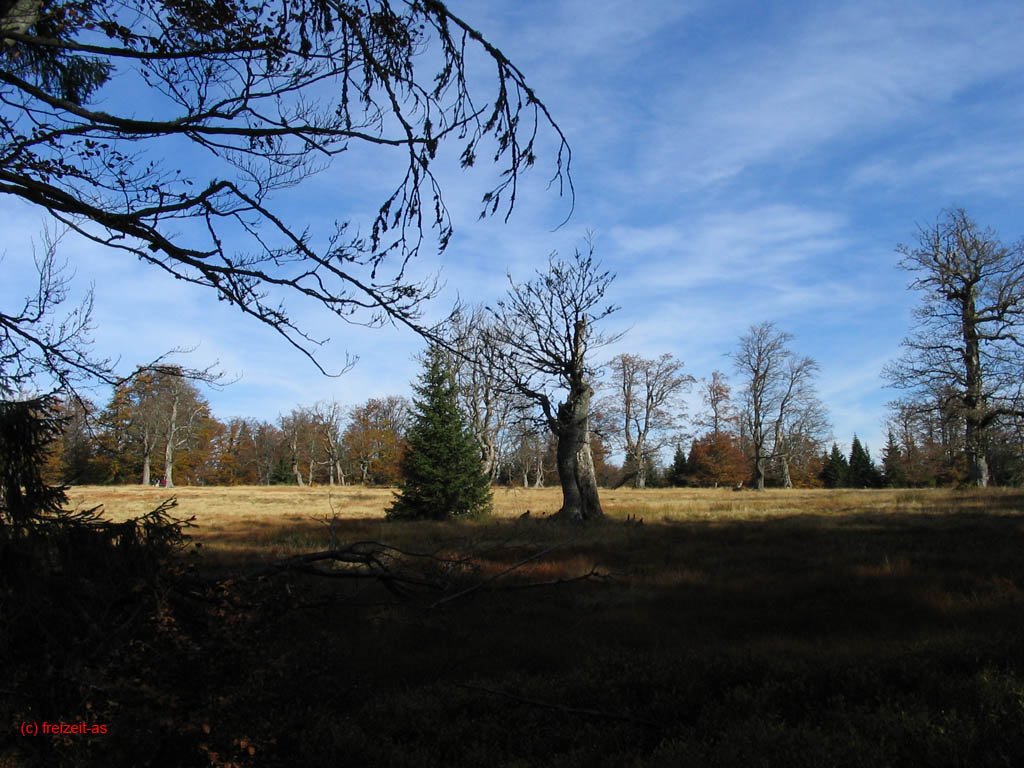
[41,327,1024,491]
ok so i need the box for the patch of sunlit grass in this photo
[64,484,1024,574]
[851,555,913,578]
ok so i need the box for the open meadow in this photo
[8,485,1024,766]
[62,483,1024,555]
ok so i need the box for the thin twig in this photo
[237,542,460,599]
[490,567,607,591]
[243,549,383,579]
[430,543,564,609]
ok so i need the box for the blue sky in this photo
[4,0,1024,461]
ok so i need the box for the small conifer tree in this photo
[881,430,905,488]
[388,347,492,521]
[0,395,68,532]
[666,444,689,487]
[848,436,881,488]
[821,443,849,488]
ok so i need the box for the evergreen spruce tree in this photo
[389,347,492,521]
[821,443,849,488]
[269,457,294,486]
[881,430,905,488]
[848,436,881,488]
[666,444,689,487]
[0,395,68,531]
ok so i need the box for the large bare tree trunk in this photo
[886,210,1024,489]
[163,447,174,486]
[780,454,792,489]
[775,425,793,489]
[480,435,498,480]
[970,446,989,487]
[632,448,648,489]
[163,440,174,487]
[963,300,990,487]
[965,413,989,487]
[552,385,603,523]
[162,395,179,488]
[291,433,304,486]
[534,437,546,487]
[488,247,618,519]
[754,453,767,491]
[140,426,154,485]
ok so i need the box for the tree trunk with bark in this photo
[552,382,603,523]
[291,431,304,486]
[962,294,990,487]
[779,453,793,489]
[480,434,498,481]
[753,452,767,491]
[162,394,179,487]
[632,448,648,489]
[140,426,155,485]
[884,209,1024,489]
[774,424,793,489]
[488,245,618,522]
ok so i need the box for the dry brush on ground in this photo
[6,486,1024,766]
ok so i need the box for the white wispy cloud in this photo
[5,0,1024,457]
[614,0,1024,196]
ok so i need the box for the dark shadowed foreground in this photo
[4,489,1024,766]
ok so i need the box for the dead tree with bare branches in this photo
[488,242,620,522]
[603,353,693,489]
[884,209,1024,487]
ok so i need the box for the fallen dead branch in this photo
[488,567,609,591]
[234,539,607,606]
[239,541,465,597]
[430,543,566,609]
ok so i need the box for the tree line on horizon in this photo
[2,0,1022,526]
[9,211,1024,518]
[36,312,1024,493]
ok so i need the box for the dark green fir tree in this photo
[821,443,849,488]
[880,429,905,488]
[848,435,881,488]
[388,346,492,521]
[0,395,68,531]
[666,444,689,487]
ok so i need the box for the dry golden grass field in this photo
[69,483,1024,523]
[8,485,1024,767]
[64,483,1024,554]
